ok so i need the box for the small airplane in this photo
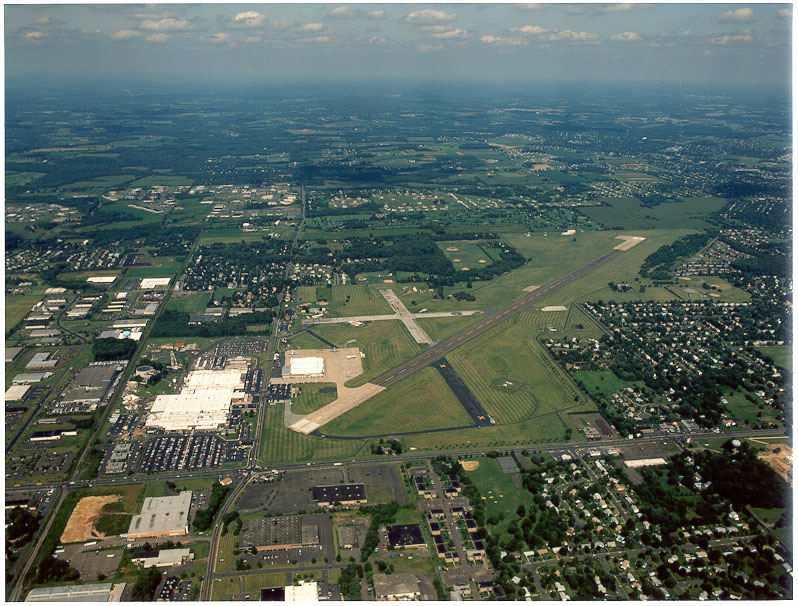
[439,363,446,368]
[478,415,486,420]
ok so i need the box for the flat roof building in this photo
[312,484,366,507]
[240,517,320,552]
[25,583,125,602]
[5,384,31,401]
[6,347,24,363]
[287,356,324,377]
[61,366,119,404]
[386,524,425,549]
[127,491,192,539]
[374,573,421,601]
[131,548,193,568]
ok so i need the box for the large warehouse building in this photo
[127,491,192,539]
[284,355,324,378]
[145,369,246,431]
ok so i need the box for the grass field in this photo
[463,457,529,542]
[291,383,338,415]
[5,285,46,331]
[722,389,781,426]
[757,345,791,370]
[297,321,421,387]
[437,240,496,272]
[579,197,727,230]
[258,405,367,464]
[287,331,329,350]
[124,258,184,279]
[314,284,393,317]
[321,368,472,437]
[214,531,238,573]
[535,230,694,307]
[573,370,635,396]
[415,315,482,342]
[166,291,212,314]
[447,312,588,425]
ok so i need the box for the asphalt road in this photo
[432,357,493,427]
[373,248,621,388]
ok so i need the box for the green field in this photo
[5,286,46,331]
[313,284,393,317]
[463,457,530,541]
[437,240,496,271]
[573,370,635,396]
[447,311,589,425]
[258,405,366,464]
[287,330,329,350]
[415,314,483,342]
[166,291,213,314]
[321,367,473,437]
[579,197,727,230]
[124,258,184,279]
[297,321,421,387]
[291,383,338,415]
[757,345,791,370]
[722,389,782,427]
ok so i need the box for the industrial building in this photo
[312,484,366,507]
[131,548,193,568]
[386,524,425,549]
[240,516,320,552]
[25,583,126,602]
[5,384,31,401]
[145,369,247,432]
[6,346,24,363]
[283,355,324,378]
[60,365,119,406]
[127,491,192,539]
[26,352,58,369]
[12,372,52,384]
[373,574,421,601]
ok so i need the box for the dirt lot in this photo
[61,495,121,543]
[460,461,479,471]
[758,443,792,484]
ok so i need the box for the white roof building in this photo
[5,384,31,401]
[139,277,171,289]
[288,357,324,377]
[127,491,192,539]
[285,581,319,602]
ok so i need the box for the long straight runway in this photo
[373,248,622,388]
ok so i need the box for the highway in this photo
[373,248,621,387]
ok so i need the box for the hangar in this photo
[285,356,325,378]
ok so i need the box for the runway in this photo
[373,248,622,388]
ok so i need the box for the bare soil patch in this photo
[61,495,121,543]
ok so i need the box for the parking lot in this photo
[216,338,268,356]
[66,547,123,580]
[244,369,264,393]
[138,434,244,473]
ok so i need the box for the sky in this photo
[4,3,793,86]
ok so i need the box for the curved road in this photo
[373,249,621,388]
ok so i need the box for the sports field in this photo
[314,284,393,317]
[297,321,422,387]
[437,240,496,271]
[321,367,472,437]
[463,456,529,542]
[447,311,588,425]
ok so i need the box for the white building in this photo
[127,491,192,539]
[287,356,324,377]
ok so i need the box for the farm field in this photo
[447,311,588,425]
[291,383,338,415]
[258,405,366,464]
[314,284,393,317]
[579,197,727,230]
[297,320,421,387]
[321,367,472,437]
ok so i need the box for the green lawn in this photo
[757,345,791,370]
[314,284,393,317]
[463,457,529,542]
[258,405,366,464]
[166,292,212,314]
[447,312,590,425]
[437,240,496,271]
[579,197,727,230]
[573,370,634,396]
[415,315,482,342]
[321,367,472,436]
[291,383,338,415]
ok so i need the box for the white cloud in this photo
[515,3,547,8]
[233,11,265,27]
[244,36,261,43]
[432,28,467,39]
[32,17,51,24]
[23,31,46,39]
[710,33,752,44]
[140,18,192,32]
[405,9,456,24]
[112,29,141,40]
[610,31,642,42]
[512,25,548,35]
[717,8,757,23]
[547,29,599,42]
[146,33,170,42]
[418,43,443,52]
[210,32,231,43]
[481,35,525,46]
[368,10,385,19]
[305,35,330,43]
[368,35,387,44]
[603,3,651,11]
[777,8,792,18]
[330,5,356,18]
[302,22,325,31]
